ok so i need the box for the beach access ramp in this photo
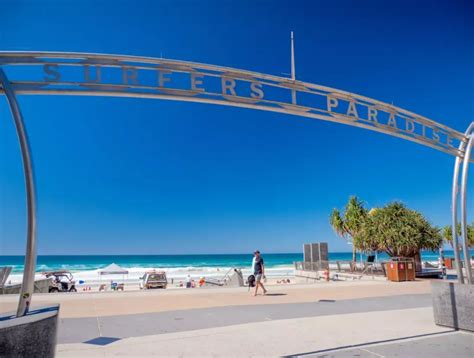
[0,267,13,293]
[204,269,244,287]
[0,270,51,295]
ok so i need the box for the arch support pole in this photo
[0,68,37,316]
[452,122,474,284]
[452,154,465,283]
[460,126,474,284]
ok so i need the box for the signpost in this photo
[0,48,472,316]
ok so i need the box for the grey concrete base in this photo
[432,281,474,332]
[1,278,51,295]
[0,305,59,357]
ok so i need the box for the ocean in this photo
[2,250,467,286]
[0,250,454,275]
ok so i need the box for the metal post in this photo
[290,31,297,105]
[452,154,465,283]
[290,31,296,81]
[439,247,447,279]
[451,123,474,284]
[0,68,37,316]
[460,125,474,284]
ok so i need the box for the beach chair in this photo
[99,284,106,291]
[117,283,124,291]
[362,255,376,275]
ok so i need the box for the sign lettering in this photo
[0,53,465,159]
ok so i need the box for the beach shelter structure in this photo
[98,263,129,276]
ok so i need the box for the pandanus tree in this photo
[330,196,368,263]
[357,202,442,258]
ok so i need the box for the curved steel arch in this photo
[0,51,472,315]
[0,51,471,160]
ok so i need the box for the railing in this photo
[294,260,388,276]
[294,261,329,271]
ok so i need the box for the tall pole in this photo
[291,31,296,81]
[0,68,37,316]
[290,31,297,105]
[452,154,465,283]
[452,122,474,284]
[460,126,474,284]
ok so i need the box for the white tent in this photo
[98,263,129,276]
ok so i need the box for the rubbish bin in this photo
[386,258,415,282]
[444,258,454,269]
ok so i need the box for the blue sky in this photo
[1,0,473,255]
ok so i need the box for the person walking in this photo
[253,250,267,296]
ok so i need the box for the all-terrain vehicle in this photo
[139,271,167,289]
[43,271,77,293]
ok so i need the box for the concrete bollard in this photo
[431,281,474,332]
[0,305,60,357]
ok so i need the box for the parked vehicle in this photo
[43,271,77,293]
[139,271,167,289]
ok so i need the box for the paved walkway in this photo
[3,279,468,357]
[57,305,471,357]
[55,290,474,357]
[58,294,432,344]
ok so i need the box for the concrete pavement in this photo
[3,279,468,357]
[57,294,433,344]
[57,306,463,357]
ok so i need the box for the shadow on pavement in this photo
[282,330,456,357]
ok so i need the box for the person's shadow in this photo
[264,293,287,296]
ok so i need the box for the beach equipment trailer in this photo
[43,271,77,293]
[139,271,168,289]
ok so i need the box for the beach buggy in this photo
[44,271,77,293]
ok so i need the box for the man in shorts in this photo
[253,250,267,296]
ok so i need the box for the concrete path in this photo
[33,281,469,357]
[58,294,432,344]
[56,292,474,357]
[57,306,460,357]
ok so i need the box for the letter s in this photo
[250,82,264,99]
[43,64,60,82]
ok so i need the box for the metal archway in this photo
[0,51,472,316]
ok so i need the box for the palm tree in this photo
[443,223,474,247]
[330,196,368,263]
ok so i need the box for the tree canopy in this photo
[356,202,442,257]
